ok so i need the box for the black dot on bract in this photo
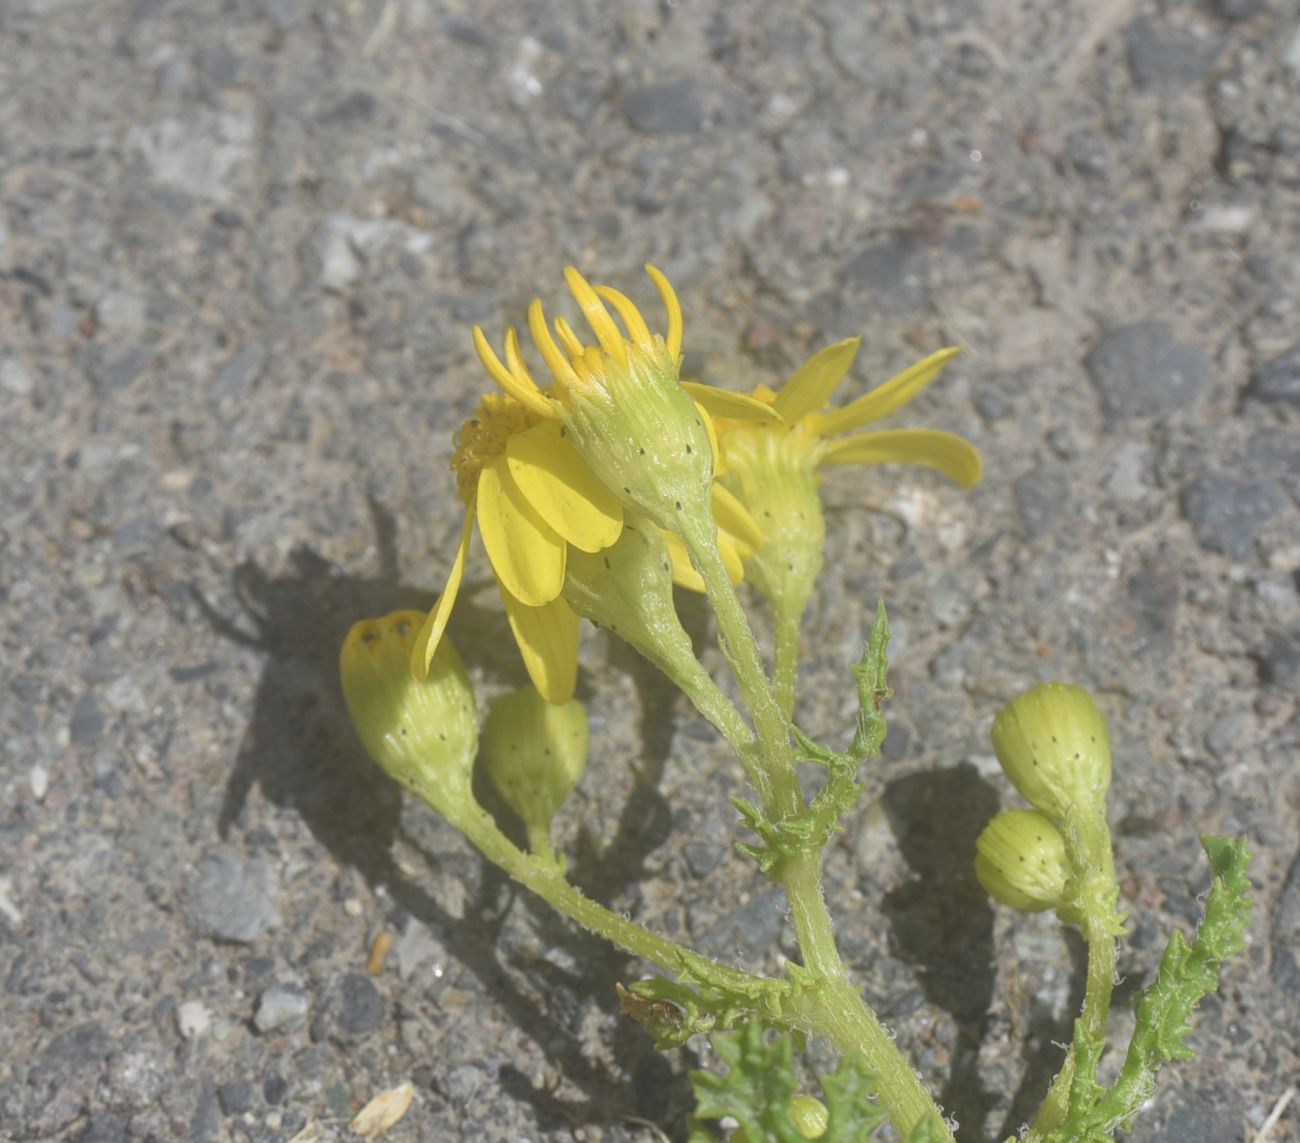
[675,500,682,510]
[604,557,611,569]
[686,444,692,454]
[639,447,645,455]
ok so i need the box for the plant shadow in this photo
[882,764,1000,1139]
[195,499,692,1139]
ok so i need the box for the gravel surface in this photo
[2,2,1297,1141]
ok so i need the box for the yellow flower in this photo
[412,266,775,704]
[409,388,623,704]
[716,339,981,710]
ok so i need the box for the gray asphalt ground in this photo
[2,1,1298,1140]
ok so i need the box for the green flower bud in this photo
[975,809,1073,914]
[482,684,589,863]
[991,682,1112,820]
[788,1094,830,1139]
[339,610,478,824]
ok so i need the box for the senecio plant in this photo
[339,267,1250,1142]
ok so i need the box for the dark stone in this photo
[1125,17,1220,90]
[1085,323,1211,422]
[1012,461,1070,539]
[696,888,787,962]
[1124,560,1180,650]
[210,338,266,403]
[190,1079,220,1143]
[216,1080,254,1116]
[1151,1087,1241,1141]
[1244,341,1300,406]
[623,78,707,135]
[1213,0,1264,21]
[1065,129,1110,178]
[90,345,154,392]
[318,91,377,124]
[69,694,106,745]
[840,233,930,315]
[1179,473,1283,560]
[75,1112,129,1143]
[682,840,725,878]
[190,851,279,943]
[33,1021,108,1086]
[1255,630,1300,690]
[262,1072,288,1105]
[881,720,912,762]
[335,972,385,1037]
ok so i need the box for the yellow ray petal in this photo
[553,315,586,360]
[500,588,580,704]
[506,420,623,553]
[696,400,721,468]
[770,337,861,424]
[645,264,682,361]
[528,300,580,386]
[682,382,782,424]
[593,285,653,348]
[711,481,764,550]
[477,455,567,606]
[473,326,558,419]
[819,346,962,435]
[564,266,626,364]
[821,428,982,488]
[661,529,704,592]
[410,509,476,678]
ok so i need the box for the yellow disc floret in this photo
[450,392,538,505]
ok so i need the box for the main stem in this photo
[693,538,954,1143]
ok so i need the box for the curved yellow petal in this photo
[477,455,567,606]
[564,266,626,364]
[593,285,653,348]
[500,588,579,704]
[697,400,721,469]
[553,315,586,360]
[645,264,682,362]
[410,509,476,678]
[819,346,961,435]
[473,326,559,420]
[659,530,700,592]
[506,420,624,553]
[821,428,982,488]
[528,300,580,386]
[771,338,861,424]
[711,481,764,550]
[682,382,782,425]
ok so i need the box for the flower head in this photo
[717,339,982,620]
[991,682,1112,821]
[975,808,1075,915]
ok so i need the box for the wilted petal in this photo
[411,510,475,679]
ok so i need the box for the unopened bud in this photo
[788,1094,829,1139]
[991,682,1112,820]
[975,809,1073,914]
[482,684,589,861]
[339,611,478,822]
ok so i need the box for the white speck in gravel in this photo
[29,764,49,800]
[176,1000,212,1040]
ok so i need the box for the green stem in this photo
[1027,815,1121,1141]
[434,798,762,994]
[772,600,802,723]
[1026,912,1117,1140]
[690,531,953,1142]
[687,536,797,815]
